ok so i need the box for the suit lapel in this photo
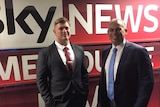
[102,47,111,67]
[52,43,70,75]
[70,44,77,72]
[116,42,131,81]
[52,43,65,65]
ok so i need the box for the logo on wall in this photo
[0,0,62,49]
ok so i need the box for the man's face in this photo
[107,21,127,46]
[53,22,71,45]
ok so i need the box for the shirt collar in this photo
[55,41,71,50]
[112,39,126,50]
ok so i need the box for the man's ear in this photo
[125,29,127,33]
[53,29,55,33]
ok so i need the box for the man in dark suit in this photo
[36,17,89,107]
[98,18,154,107]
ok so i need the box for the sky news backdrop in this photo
[0,0,160,107]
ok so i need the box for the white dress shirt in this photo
[55,41,75,65]
[105,39,126,90]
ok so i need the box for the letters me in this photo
[0,55,38,82]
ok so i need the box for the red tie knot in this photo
[63,47,69,52]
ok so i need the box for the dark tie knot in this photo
[113,48,117,53]
[63,47,71,61]
[63,47,69,52]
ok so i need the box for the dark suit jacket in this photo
[98,41,154,107]
[36,42,88,107]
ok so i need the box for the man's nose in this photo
[62,28,67,32]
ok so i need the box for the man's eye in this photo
[65,27,68,30]
[116,28,121,31]
[59,27,68,30]
[108,28,114,32]
[59,27,63,30]
[108,28,122,32]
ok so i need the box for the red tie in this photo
[63,47,73,74]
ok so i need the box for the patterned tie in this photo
[108,48,117,100]
[63,47,73,74]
